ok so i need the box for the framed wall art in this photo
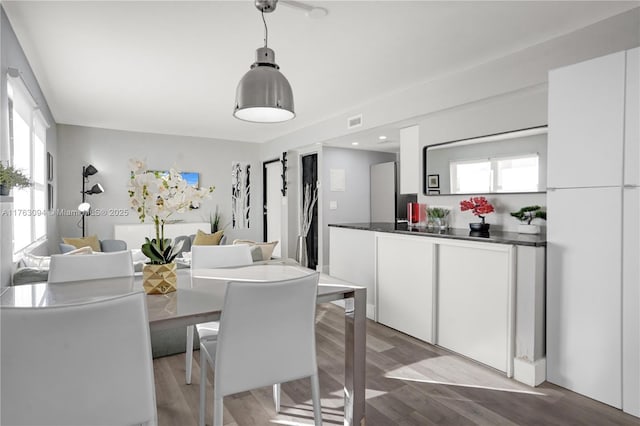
[427,174,440,189]
[47,152,53,182]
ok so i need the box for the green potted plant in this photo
[510,205,546,234]
[209,205,225,234]
[427,207,450,231]
[0,162,32,196]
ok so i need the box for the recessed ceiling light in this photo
[378,135,387,140]
[351,142,359,146]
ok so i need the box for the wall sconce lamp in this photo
[79,164,104,237]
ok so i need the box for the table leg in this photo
[344,287,366,426]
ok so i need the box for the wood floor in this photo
[154,303,640,426]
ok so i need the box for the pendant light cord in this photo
[262,10,268,48]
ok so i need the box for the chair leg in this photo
[310,373,322,426]
[199,346,207,426]
[272,383,281,413]
[213,395,223,426]
[186,325,194,384]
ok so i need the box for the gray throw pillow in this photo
[250,245,263,262]
[12,268,49,285]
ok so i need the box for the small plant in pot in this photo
[209,205,228,234]
[510,205,546,234]
[427,207,450,231]
[0,162,32,196]
[460,196,495,232]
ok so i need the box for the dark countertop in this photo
[329,222,546,247]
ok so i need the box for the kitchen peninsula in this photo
[329,222,546,387]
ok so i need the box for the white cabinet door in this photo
[437,242,513,373]
[547,187,622,408]
[329,227,376,319]
[548,51,625,188]
[376,233,434,343]
[625,48,640,186]
[400,125,419,194]
[623,187,640,416]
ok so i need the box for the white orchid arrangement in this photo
[128,159,214,264]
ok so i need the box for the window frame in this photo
[7,77,49,256]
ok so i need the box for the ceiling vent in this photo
[347,114,363,130]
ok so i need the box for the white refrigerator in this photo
[370,162,417,223]
[370,162,396,222]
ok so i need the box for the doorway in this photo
[263,159,282,257]
[301,153,318,270]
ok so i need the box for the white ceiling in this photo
[3,1,638,144]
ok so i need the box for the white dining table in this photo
[0,259,367,426]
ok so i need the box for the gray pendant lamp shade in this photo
[233,47,295,123]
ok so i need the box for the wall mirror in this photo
[423,125,547,195]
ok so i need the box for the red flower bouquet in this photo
[460,196,495,226]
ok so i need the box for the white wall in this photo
[56,125,262,248]
[262,9,640,157]
[322,147,396,270]
[1,8,57,286]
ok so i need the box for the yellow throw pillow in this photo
[233,239,279,260]
[62,235,102,252]
[192,230,224,246]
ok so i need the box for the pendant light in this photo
[233,0,295,123]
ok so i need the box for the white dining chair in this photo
[0,291,157,426]
[199,273,322,426]
[48,250,134,283]
[185,244,254,384]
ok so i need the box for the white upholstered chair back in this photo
[186,243,254,385]
[48,251,134,283]
[215,273,320,397]
[0,291,157,426]
[191,245,253,269]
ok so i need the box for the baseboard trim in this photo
[366,303,376,321]
[514,357,546,386]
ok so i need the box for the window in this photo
[450,159,491,194]
[494,154,539,193]
[450,153,539,194]
[8,76,49,254]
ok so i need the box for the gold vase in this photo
[143,262,177,294]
